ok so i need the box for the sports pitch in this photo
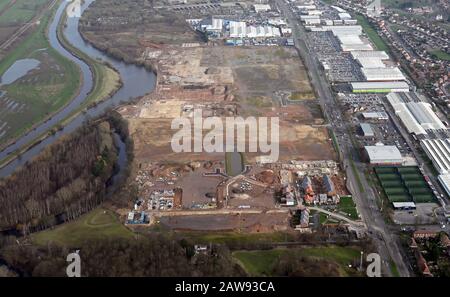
[375,166,435,203]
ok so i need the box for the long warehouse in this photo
[420,139,450,174]
[387,92,446,135]
[362,67,406,81]
[351,81,409,93]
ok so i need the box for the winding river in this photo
[0,0,156,178]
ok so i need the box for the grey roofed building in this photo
[364,145,403,165]
[360,123,374,137]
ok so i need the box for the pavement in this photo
[276,0,413,277]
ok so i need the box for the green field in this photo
[233,246,362,276]
[0,0,49,25]
[429,49,450,62]
[0,4,81,144]
[337,196,359,220]
[355,14,389,51]
[32,208,134,247]
[175,231,296,245]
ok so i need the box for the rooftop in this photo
[365,145,402,161]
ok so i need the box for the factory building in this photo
[351,50,389,60]
[341,43,373,51]
[420,139,450,174]
[253,4,271,13]
[351,81,409,93]
[364,145,403,165]
[360,123,375,137]
[228,21,281,38]
[322,25,363,35]
[361,111,389,120]
[362,67,406,81]
[200,18,224,33]
[438,175,450,199]
[387,92,447,135]
[229,21,247,38]
[356,57,386,68]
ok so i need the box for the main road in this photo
[276,0,412,277]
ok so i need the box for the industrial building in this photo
[361,111,389,120]
[364,145,403,165]
[438,174,450,199]
[228,21,281,38]
[392,202,416,210]
[341,43,374,51]
[361,67,406,81]
[351,81,409,93]
[387,92,446,135]
[360,123,375,137]
[420,139,450,174]
[253,4,271,13]
[355,57,386,68]
[350,50,389,60]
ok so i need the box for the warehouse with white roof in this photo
[356,57,386,68]
[351,51,389,59]
[362,67,406,81]
[341,43,374,51]
[420,139,450,174]
[387,92,447,135]
[351,81,409,93]
[438,175,450,198]
[364,145,403,165]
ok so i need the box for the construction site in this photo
[102,0,354,233]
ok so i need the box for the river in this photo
[0,0,156,178]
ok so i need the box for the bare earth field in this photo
[81,0,337,232]
[121,46,334,165]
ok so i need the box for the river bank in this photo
[0,0,156,177]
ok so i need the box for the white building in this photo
[364,145,403,165]
[351,81,409,93]
[438,174,450,199]
[362,67,406,81]
[253,4,271,13]
[229,21,247,38]
[420,139,450,174]
[386,92,447,135]
[356,57,386,68]
[351,50,389,60]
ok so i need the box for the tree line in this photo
[0,121,118,234]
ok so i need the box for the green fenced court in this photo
[374,166,435,204]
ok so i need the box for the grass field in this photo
[0,0,49,25]
[0,4,81,144]
[32,208,134,247]
[337,196,359,220]
[355,14,389,52]
[175,231,296,245]
[232,246,362,276]
[429,49,450,61]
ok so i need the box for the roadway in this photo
[276,0,412,277]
